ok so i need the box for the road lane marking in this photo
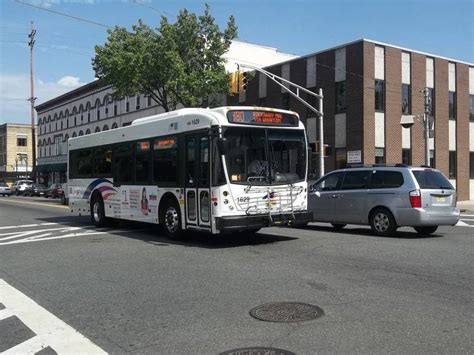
[0,279,106,354]
[455,220,474,228]
[0,223,58,230]
[0,308,14,321]
[0,199,69,209]
[2,335,47,355]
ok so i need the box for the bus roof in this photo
[68,106,303,151]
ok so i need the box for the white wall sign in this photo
[347,150,362,163]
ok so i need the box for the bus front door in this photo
[185,134,211,230]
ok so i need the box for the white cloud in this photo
[57,76,81,87]
[0,73,86,124]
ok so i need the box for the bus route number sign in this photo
[227,110,299,126]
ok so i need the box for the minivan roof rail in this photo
[346,163,409,169]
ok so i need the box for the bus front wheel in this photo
[91,196,107,227]
[161,199,183,239]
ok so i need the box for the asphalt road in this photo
[0,196,473,354]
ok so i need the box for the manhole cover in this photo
[249,302,324,323]
[220,347,295,355]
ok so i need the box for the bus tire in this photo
[91,195,107,227]
[60,193,67,205]
[161,198,183,240]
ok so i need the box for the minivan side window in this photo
[340,171,371,190]
[370,170,404,189]
[314,172,344,191]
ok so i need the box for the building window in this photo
[136,96,141,110]
[335,148,347,169]
[375,147,385,164]
[114,104,117,116]
[470,152,474,179]
[17,137,27,146]
[402,149,411,165]
[147,96,152,107]
[401,84,411,115]
[449,91,456,120]
[335,81,347,113]
[88,112,91,123]
[428,88,435,116]
[282,93,290,110]
[97,108,100,120]
[55,122,58,131]
[449,151,456,178]
[61,121,63,130]
[126,101,130,113]
[105,107,108,115]
[375,80,384,112]
[469,95,474,122]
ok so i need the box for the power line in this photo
[14,0,111,29]
[131,0,172,18]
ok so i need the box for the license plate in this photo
[436,197,446,202]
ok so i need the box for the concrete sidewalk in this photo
[457,200,474,213]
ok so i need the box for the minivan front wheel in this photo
[370,208,397,236]
[414,226,438,235]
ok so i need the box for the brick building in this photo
[35,38,474,200]
[0,123,34,185]
[228,39,474,200]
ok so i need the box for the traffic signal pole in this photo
[236,63,325,177]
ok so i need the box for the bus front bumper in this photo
[215,211,312,232]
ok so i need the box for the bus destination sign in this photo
[227,110,299,126]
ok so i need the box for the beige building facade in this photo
[0,123,34,185]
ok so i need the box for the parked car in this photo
[45,183,63,199]
[10,180,33,195]
[24,183,48,197]
[308,165,460,236]
[0,182,11,196]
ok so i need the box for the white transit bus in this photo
[67,106,312,238]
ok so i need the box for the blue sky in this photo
[1,0,473,124]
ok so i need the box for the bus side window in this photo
[153,136,178,186]
[113,142,134,185]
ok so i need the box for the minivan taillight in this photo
[409,189,422,208]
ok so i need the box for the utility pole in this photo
[421,88,431,166]
[28,21,37,181]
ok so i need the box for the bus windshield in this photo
[223,127,306,185]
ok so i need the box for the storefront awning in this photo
[36,163,67,173]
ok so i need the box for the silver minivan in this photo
[308,165,460,236]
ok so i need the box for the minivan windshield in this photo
[412,170,453,189]
[223,127,306,185]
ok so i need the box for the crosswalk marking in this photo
[0,222,58,230]
[456,220,474,228]
[0,223,146,246]
[0,279,107,354]
[0,308,14,321]
[2,335,46,355]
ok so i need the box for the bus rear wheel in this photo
[91,196,107,227]
[161,199,184,240]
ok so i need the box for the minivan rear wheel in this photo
[370,208,397,236]
[414,226,438,235]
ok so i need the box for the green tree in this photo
[92,4,237,112]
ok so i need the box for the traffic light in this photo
[228,72,239,94]
[238,71,248,92]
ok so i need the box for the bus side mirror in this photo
[217,138,230,155]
